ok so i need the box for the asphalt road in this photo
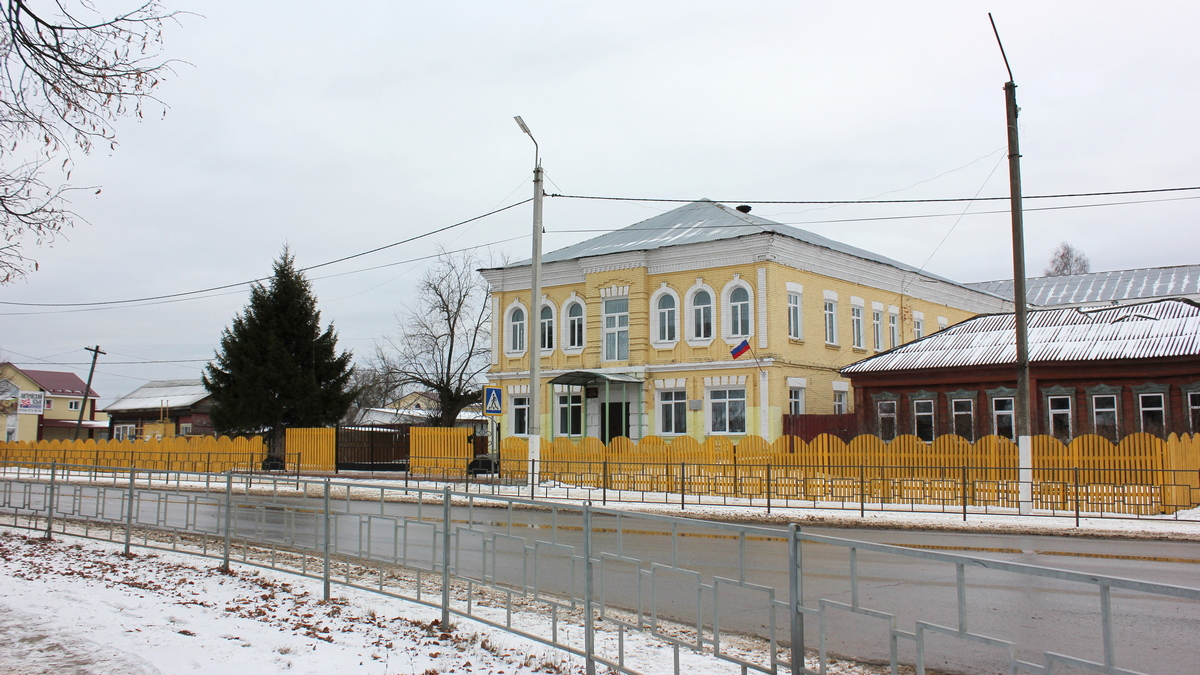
[11,479,1200,675]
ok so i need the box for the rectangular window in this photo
[114,424,138,441]
[68,400,81,411]
[877,400,897,441]
[992,397,1014,440]
[788,387,805,415]
[833,391,848,415]
[787,293,802,339]
[709,388,746,434]
[914,399,935,442]
[823,301,838,344]
[1139,393,1165,436]
[603,298,629,361]
[872,311,883,350]
[512,396,529,436]
[914,319,924,339]
[1048,395,1072,441]
[179,423,193,436]
[659,390,687,435]
[557,393,583,437]
[1190,392,1200,432]
[889,313,899,348]
[43,399,53,410]
[952,399,974,442]
[851,306,864,348]
[1092,394,1118,441]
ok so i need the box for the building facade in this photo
[480,200,1009,443]
[1,363,105,441]
[841,299,1200,442]
[104,379,214,440]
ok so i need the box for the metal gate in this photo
[335,425,411,471]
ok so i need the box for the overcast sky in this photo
[2,1,1198,404]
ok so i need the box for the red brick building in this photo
[840,299,1200,442]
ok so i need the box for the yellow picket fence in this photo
[0,435,270,473]
[285,428,336,473]
[496,433,1200,515]
[407,427,475,479]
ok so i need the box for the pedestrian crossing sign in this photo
[483,386,503,416]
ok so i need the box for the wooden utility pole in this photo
[73,345,105,440]
[991,14,1034,514]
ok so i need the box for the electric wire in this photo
[546,184,1200,205]
[0,198,533,308]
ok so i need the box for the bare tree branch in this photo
[1044,242,1090,277]
[372,247,491,427]
[0,0,178,283]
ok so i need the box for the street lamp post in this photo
[515,116,543,485]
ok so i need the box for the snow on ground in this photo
[0,529,891,675]
[3,468,1200,674]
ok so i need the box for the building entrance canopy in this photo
[546,371,641,387]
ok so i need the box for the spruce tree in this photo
[203,249,355,439]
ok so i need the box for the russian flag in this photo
[730,339,751,359]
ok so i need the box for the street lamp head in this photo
[514,116,531,135]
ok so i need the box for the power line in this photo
[0,198,533,309]
[0,236,531,317]
[545,194,1200,233]
[547,184,1200,205]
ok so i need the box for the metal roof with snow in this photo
[104,379,211,413]
[506,200,959,283]
[841,298,1200,374]
[965,265,1200,307]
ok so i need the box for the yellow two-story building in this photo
[479,200,1009,443]
[1,362,107,441]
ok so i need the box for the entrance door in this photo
[599,402,630,443]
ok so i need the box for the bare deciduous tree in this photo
[1044,242,1090,277]
[0,1,176,283]
[373,248,491,427]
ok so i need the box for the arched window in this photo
[657,294,676,342]
[509,307,526,352]
[729,287,750,337]
[693,290,713,339]
[540,305,554,351]
[566,302,584,349]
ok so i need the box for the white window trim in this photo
[786,282,804,341]
[888,305,900,348]
[787,378,806,415]
[538,298,556,355]
[658,389,688,435]
[706,385,748,435]
[503,299,528,358]
[561,294,586,355]
[721,276,755,344]
[850,303,864,349]
[648,283,681,349]
[601,295,630,362]
[684,279,716,347]
[913,310,925,339]
[823,290,839,346]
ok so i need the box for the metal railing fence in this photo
[2,462,1199,675]
[406,457,1200,521]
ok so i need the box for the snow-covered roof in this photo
[356,408,486,425]
[500,200,958,283]
[104,379,210,413]
[966,265,1200,307]
[841,298,1200,374]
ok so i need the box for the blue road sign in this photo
[483,386,503,416]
